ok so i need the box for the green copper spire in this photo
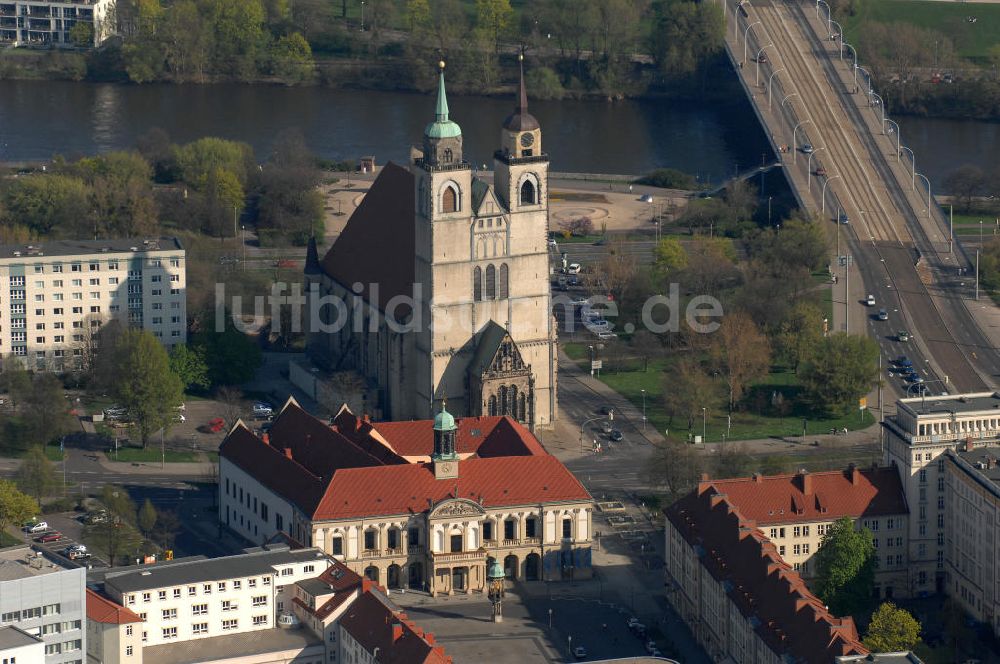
[425,61,462,140]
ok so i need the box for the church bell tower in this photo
[432,401,459,480]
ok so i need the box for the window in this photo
[248,578,257,588]
[442,186,457,213]
[222,600,237,612]
[450,534,463,553]
[769,528,778,539]
[263,577,271,586]
[793,526,801,537]
[72,306,82,313]
[89,263,99,271]
[192,623,208,635]
[1,611,20,623]
[304,564,315,573]
[173,588,181,598]
[158,591,166,601]
[151,275,162,283]
[42,623,60,635]
[793,544,801,555]
[203,584,212,594]
[253,615,268,626]
[525,518,537,538]
[252,596,268,607]
[142,593,151,603]
[188,586,197,596]
[802,543,810,554]
[802,525,810,536]
[281,567,293,577]
[222,619,238,631]
[34,294,43,302]
[919,469,927,483]
[473,266,482,301]
[562,518,572,539]
[33,265,43,274]
[332,536,343,555]
[170,275,179,282]
[45,645,61,656]
[161,608,176,620]
[162,627,177,640]
[52,265,63,273]
[261,503,268,521]
[485,264,496,299]
[217,582,226,592]
[170,259,180,267]
[126,625,133,636]
[109,277,119,285]
[364,530,376,550]
[520,179,536,205]
[779,545,786,556]
[192,604,207,616]
[142,631,147,643]
[126,646,134,657]
[233,580,241,590]
[499,263,509,299]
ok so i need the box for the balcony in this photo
[502,539,520,547]
[431,550,486,564]
[361,549,380,559]
[522,537,541,546]
[483,539,498,548]
[384,547,404,557]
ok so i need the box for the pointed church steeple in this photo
[422,61,464,167]
[517,52,529,117]
[502,53,540,134]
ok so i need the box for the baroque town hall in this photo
[306,60,557,429]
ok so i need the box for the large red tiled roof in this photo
[706,466,908,526]
[340,590,452,664]
[219,401,588,521]
[666,487,869,663]
[86,588,143,624]
[319,162,415,314]
[371,415,547,458]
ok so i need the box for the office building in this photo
[0,238,186,372]
[0,626,44,664]
[0,0,113,46]
[0,546,86,664]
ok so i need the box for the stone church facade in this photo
[305,61,557,429]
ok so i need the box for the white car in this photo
[25,521,48,533]
[596,331,618,340]
[547,238,558,249]
[173,413,186,423]
[252,402,274,419]
[569,297,589,307]
[866,294,875,306]
[566,263,582,275]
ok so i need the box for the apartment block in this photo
[705,466,910,599]
[882,392,1000,596]
[337,590,451,664]
[88,546,332,649]
[85,589,142,664]
[0,547,87,664]
[0,0,113,46]
[664,484,869,661]
[0,626,44,664]
[0,239,186,372]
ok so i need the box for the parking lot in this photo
[22,511,108,569]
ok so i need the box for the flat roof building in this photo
[0,0,114,47]
[0,238,186,373]
[0,626,45,664]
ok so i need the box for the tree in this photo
[173,137,254,189]
[69,20,94,47]
[648,440,703,500]
[636,168,698,189]
[681,237,740,297]
[652,237,688,278]
[475,0,513,54]
[21,374,71,447]
[944,164,985,212]
[630,330,661,372]
[590,238,638,304]
[16,447,57,506]
[70,151,158,238]
[774,301,824,373]
[710,312,771,410]
[864,602,921,652]
[662,359,716,430]
[217,386,245,426]
[138,498,158,538]
[814,516,875,616]
[712,443,753,479]
[206,0,266,80]
[0,368,31,414]
[799,333,878,416]
[169,344,209,391]
[651,1,724,79]
[159,0,212,82]
[195,314,262,386]
[91,485,142,567]
[1,174,90,236]
[270,32,315,85]
[749,215,829,276]
[112,329,184,448]
[0,480,37,540]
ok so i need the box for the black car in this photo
[610,429,623,442]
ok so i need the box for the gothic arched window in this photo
[498,264,509,299]
[485,264,496,299]
[473,266,482,301]
[508,385,518,417]
[443,148,453,163]
[488,395,498,416]
[442,186,457,213]
[517,394,526,422]
[498,386,508,415]
[520,179,536,205]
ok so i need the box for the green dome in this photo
[424,66,462,140]
[487,558,505,580]
[434,403,456,431]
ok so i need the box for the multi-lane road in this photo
[728,0,1000,396]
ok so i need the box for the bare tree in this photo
[216,386,245,426]
[647,440,703,500]
[662,359,716,430]
[710,311,771,411]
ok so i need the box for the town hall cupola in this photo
[432,401,459,480]
[422,61,464,168]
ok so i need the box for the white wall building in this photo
[0,626,45,664]
[0,238,186,372]
[0,0,114,46]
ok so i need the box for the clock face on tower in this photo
[520,133,535,148]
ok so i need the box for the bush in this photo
[42,496,81,514]
[558,216,594,237]
[636,168,698,190]
[525,66,565,100]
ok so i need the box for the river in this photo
[0,79,994,187]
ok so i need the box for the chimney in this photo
[425,633,435,645]
[392,622,403,642]
[363,413,371,424]
[700,472,710,481]
[965,438,975,452]
[261,433,270,445]
[847,463,859,485]
[796,470,813,495]
[284,448,293,461]
[752,472,763,483]
[355,417,362,432]
[330,424,340,433]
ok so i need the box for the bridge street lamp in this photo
[822,175,842,214]
[807,147,827,192]
[871,92,886,128]
[755,44,773,86]
[899,146,916,190]
[816,0,832,34]
[843,41,858,69]
[883,118,901,159]
[743,21,761,65]
[768,68,786,110]
[915,173,932,218]
[856,65,873,98]
[793,119,813,164]
[829,19,843,43]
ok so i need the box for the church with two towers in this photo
[305,60,557,430]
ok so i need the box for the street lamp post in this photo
[822,175,842,214]
[641,389,647,431]
[702,407,707,443]
[548,608,553,628]
[899,146,915,189]
[768,68,786,110]
[871,92,886,127]
[755,44,773,86]
[915,173,932,218]
[792,120,812,164]
[360,0,365,31]
[743,21,761,64]
[829,19,843,43]
[579,413,611,452]
[807,147,827,192]
[884,118,901,158]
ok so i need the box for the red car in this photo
[35,532,63,543]
[207,417,226,433]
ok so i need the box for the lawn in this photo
[0,531,21,547]
[842,1,1000,61]
[111,446,199,464]
[596,360,875,443]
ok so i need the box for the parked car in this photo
[897,330,911,342]
[866,294,876,306]
[573,646,588,660]
[252,402,274,419]
[801,144,814,154]
[35,532,63,543]
[640,193,654,203]
[570,296,589,307]
[205,417,226,433]
[601,421,613,434]
[610,429,624,442]
[173,413,186,423]
[877,309,889,321]
[82,511,108,525]
[24,521,48,533]
[839,212,850,224]
[565,263,582,275]
[758,52,768,64]
[547,238,558,249]
[596,331,618,340]
[896,355,912,367]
